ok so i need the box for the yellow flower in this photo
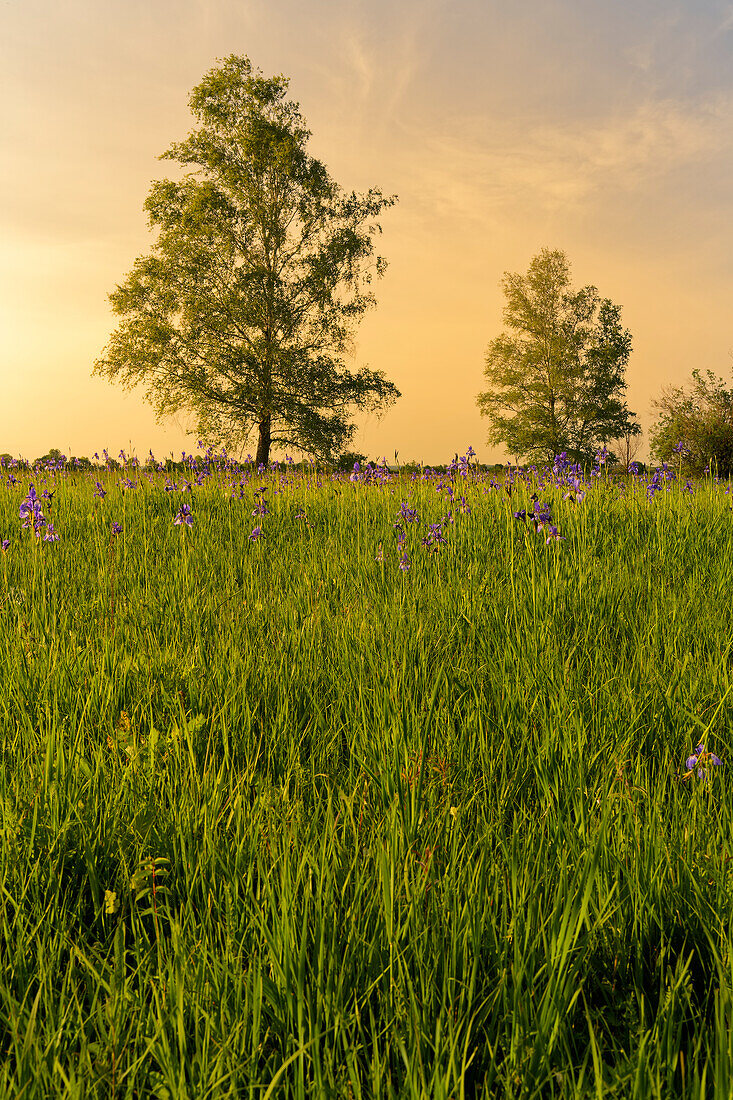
[104,890,120,915]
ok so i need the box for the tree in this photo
[606,427,643,471]
[94,55,400,465]
[650,368,733,475]
[476,248,639,465]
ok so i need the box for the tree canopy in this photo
[94,55,400,465]
[476,248,639,465]
[650,367,733,475]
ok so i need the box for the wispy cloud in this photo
[307,0,443,127]
[715,4,733,34]
[398,93,733,221]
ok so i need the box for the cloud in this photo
[715,4,733,34]
[396,93,733,222]
[306,0,443,127]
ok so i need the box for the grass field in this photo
[1,450,733,1098]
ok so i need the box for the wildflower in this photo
[249,525,263,541]
[94,481,107,499]
[545,525,565,544]
[375,542,384,563]
[513,509,527,521]
[684,742,723,781]
[19,487,46,536]
[399,551,410,571]
[111,522,122,536]
[173,503,193,527]
[1,539,9,552]
[104,890,120,915]
[43,523,60,543]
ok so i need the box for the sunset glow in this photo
[2,0,732,463]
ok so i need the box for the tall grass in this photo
[1,457,732,1097]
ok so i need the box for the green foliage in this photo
[3,467,733,1095]
[94,55,400,465]
[651,368,733,475]
[477,248,639,465]
[334,450,368,472]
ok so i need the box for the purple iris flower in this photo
[249,526,263,541]
[545,525,565,544]
[173,503,193,527]
[684,743,723,781]
[111,522,122,536]
[43,523,60,543]
[398,551,410,572]
[513,509,527,521]
[1,539,9,552]
[20,487,47,536]
[94,481,107,499]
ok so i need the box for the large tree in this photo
[94,55,400,465]
[476,248,639,465]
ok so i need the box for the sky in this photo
[2,0,733,465]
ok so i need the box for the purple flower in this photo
[545,525,565,544]
[249,525,263,541]
[43,523,60,543]
[173,503,193,527]
[20,486,46,536]
[513,509,527,521]
[94,481,107,499]
[1,539,9,552]
[398,551,410,571]
[111,522,122,536]
[684,742,723,781]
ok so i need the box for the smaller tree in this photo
[606,426,643,471]
[650,368,733,475]
[477,249,639,465]
[335,450,368,472]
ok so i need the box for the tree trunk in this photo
[256,412,271,468]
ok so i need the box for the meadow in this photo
[1,448,733,1099]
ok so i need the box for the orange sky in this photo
[2,0,733,464]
